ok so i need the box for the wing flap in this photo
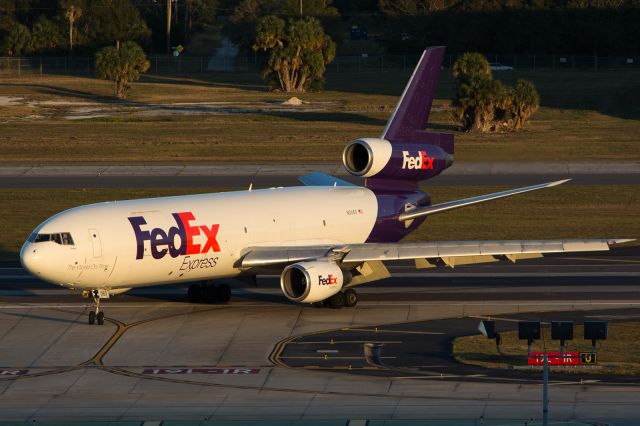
[342,239,627,263]
[239,239,633,269]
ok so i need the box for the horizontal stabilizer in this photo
[298,172,357,187]
[399,179,570,221]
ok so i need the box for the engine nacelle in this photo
[280,261,344,303]
[342,138,453,181]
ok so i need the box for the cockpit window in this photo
[34,234,50,242]
[33,232,74,245]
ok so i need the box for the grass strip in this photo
[453,323,640,376]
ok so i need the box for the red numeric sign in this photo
[528,352,581,366]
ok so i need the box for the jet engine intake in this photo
[342,138,453,181]
[342,138,393,177]
[280,261,344,303]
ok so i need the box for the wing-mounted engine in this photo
[342,138,453,181]
[280,261,345,303]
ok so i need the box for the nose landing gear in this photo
[86,290,106,325]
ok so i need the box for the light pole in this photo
[543,352,549,426]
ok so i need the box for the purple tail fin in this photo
[381,46,453,155]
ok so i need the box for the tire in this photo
[97,311,105,325]
[327,292,345,309]
[203,285,219,304]
[217,284,231,303]
[187,284,202,303]
[343,289,358,307]
[88,311,96,325]
[312,302,324,308]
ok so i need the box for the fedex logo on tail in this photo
[402,151,434,170]
[128,212,220,260]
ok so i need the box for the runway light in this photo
[518,321,541,356]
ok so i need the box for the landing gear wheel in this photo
[327,292,345,309]
[88,311,96,325]
[203,285,220,304]
[97,311,105,325]
[217,284,231,303]
[187,284,203,303]
[343,289,358,307]
[312,302,324,308]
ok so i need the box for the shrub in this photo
[452,52,539,132]
[95,41,149,99]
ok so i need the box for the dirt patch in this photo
[0,95,335,121]
[0,96,24,106]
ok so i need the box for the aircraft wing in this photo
[399,180,570,221]
[240,239,633,269]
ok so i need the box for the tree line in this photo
[1,0,639,57]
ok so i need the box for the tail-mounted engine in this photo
[342,138,453,181]
[280,261,344,303]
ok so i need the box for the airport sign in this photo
[528,352,597,366]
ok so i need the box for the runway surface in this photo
[1,161,639,188]
[0,246,639,422]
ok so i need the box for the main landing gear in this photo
[187,282,231,304]
[88,290,105,325]
[313,288,358,309]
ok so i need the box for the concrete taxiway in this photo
[0,248,639,422]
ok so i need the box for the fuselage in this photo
[21,186,382,290]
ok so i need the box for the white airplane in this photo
[21,47,631,325]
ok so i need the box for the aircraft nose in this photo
[20,243,42,276]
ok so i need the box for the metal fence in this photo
[1,54,639,76]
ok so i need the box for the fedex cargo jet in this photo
[20,47,631,325]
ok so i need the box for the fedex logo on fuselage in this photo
[128,212,220,260]
[318,274,338,285]
[402,151,434,170]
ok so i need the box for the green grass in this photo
[454,323,640,376]
[2,185,637,261]
[0,69,638,163]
